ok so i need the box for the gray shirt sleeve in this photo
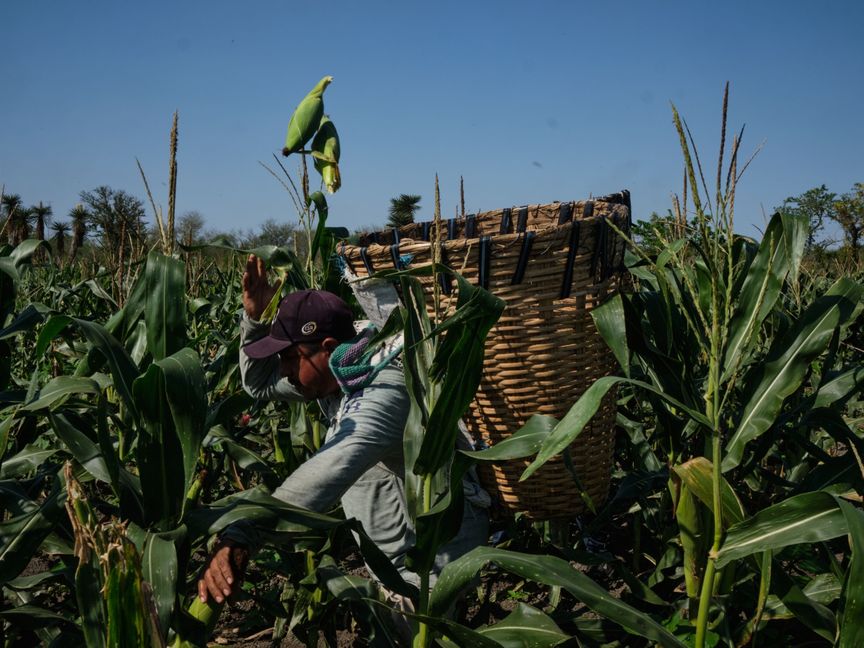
[271,366,409,512]
[238,313,305,402]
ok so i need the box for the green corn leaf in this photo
[75,558,107,648]
[34,314,74,357]
[49,412,113,484]
[308,191,329,264]
[813,365,864,409]
[0,486,66,584]
[415,273,504,475]
[592,293,630,376]
[430,547,686,647]
[133,348,206,528]
[461,415,557,462]
[134,363,185,528]
[0,303,49,340]
[69,316,141,420]
[433,620,516,647]
[104,542,152,647]
[0,444,59,479]
[522,375,710,481]
[837,499,864,647]
[771,563,837,642]
[672,457,746,527]
[474,603,570,647]
[157,348,207,515]
[762,573,841,620]
[0,604,73,625]
[721,212,804,382]
[0,407,16,460]
[144,252,187,361]
[22,376,100,411]
[207,425,279,480]
[141,531,179,640]
[715,491,848,568]
[6,569,66,591]
[675,482,708,598]
[724,277,864,471]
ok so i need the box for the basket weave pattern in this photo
[340,194,630,519]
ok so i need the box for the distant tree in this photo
[12,206,34,246]
[778,185,836,249]
[31,201,52,243]
[1,193,23,244]
[387,194,422,229]
[68,204,89,262]
[241,219,298,248]
[178,210,206,247]
[50,220,70,259]
[831,183,864,251]
[79,186,147,259]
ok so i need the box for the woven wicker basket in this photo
[339,191,630,519]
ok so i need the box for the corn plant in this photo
[524,87,864,646]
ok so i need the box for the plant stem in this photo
[413,474,434,648]
[696,257,724,647]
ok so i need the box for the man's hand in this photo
[198,541,249,604]
[242,254,281,321]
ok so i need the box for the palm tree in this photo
[1,193,23,244]
[69,204,89,262]
[51,220,71,260]
[32,202,52,243]
[387,194,422,229]
[11,206,34,246]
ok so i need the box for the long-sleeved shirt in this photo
[230,314,489,586]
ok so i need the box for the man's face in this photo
[278,341,336,400]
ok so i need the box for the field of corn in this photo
[2,81,864,648]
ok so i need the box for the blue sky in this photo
[2,1,862,240]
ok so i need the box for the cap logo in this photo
[301,321,317,336]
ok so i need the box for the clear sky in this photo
[2,1,862,240]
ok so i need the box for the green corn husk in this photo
[169,598,223,648]
[311,115,341,193]
[283,76,333,156]
[65,463,161,648]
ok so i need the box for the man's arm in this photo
[239,314,304,402]
[199,366,409,603]
[237,254,305,402]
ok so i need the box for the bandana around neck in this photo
[328,326,403,394]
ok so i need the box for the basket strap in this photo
[339,241,355,273]
[511,231,535,285]
[478,235,491,289]
[438,244,452,295]
[392,228,401,244]
[592,215,610,281]
[559,221,582,299]
[421,221,431,241]
[499,208,512,234]
[516,207,528,233]
[465,214,476,239]
[390,243,402,270]
[359,247,375,275]
[557,202,573,225]
[447,218,456,240]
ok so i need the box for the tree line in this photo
[632,181,864,255]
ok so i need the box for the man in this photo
[198,255,489,605]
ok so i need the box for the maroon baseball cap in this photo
[243,289,356,359]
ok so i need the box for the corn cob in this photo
[311,115,341,193]
[283,76,333,156]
